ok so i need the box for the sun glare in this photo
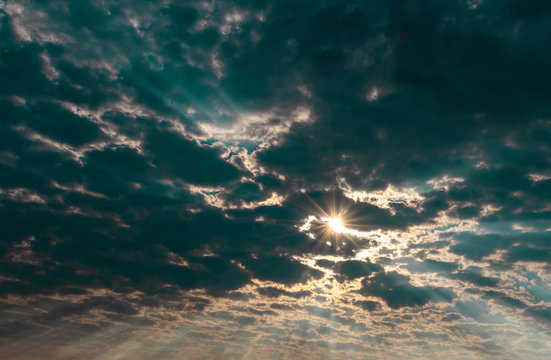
[327,217,345,233]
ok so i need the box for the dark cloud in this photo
[144,128,242,186]
[404,258,459,273]
[482,290,526,309]
[449,267,500,288]
[354,300,380,311]
[243,256,322,285]
[360,271,455,309]
[335,260,382,280]
[448,232,513,261]
[525,306,551,326]
[257,286,311,299]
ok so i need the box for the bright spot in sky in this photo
[327,217,345,233]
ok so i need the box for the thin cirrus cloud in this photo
[1,0,551,359]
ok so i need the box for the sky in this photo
[1,0,551,359]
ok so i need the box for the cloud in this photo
[360,271,455,309]
[242,256,322,285]
[2,0,551,358]
[335,260,382,280]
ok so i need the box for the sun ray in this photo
[295,191,383,257]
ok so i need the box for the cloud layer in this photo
[1,0,551,359]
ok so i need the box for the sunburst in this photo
[325,217,345,233]
[297,191,370,252]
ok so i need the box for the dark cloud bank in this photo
[1,0,551,359]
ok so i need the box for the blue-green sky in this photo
[1,0,551,359]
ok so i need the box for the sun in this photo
[327,217,346,233]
